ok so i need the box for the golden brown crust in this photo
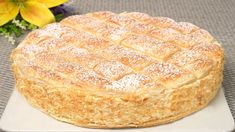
[11,11,224,128]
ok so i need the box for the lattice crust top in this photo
[13,11,223,93]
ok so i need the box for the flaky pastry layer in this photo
[11,11,224,128]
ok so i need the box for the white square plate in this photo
[0,88,234,132]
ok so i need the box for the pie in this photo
[11,11,224,128]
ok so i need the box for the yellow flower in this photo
[0,0,68,27]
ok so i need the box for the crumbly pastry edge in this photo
[11,56,224,128]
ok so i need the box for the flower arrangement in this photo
[0,0,70,44]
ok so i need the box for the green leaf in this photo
[0,27,8,34]
[28,23,38,30]
[55,14,64,22]
[8,24,22,37]
[20,20,29,27]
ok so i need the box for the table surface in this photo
[0,0,235,128]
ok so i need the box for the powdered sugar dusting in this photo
[168,50,213,78]
[110,26,128,41]
[58,45,89,57]
[75,67,108,86]
[21,45,44,55]
[101,45,153,69]
[149,28,180,41]
[63,15,94,25]
[171,22,199,34]
[106,74,150,91]
[150,17,176,28]
[125,12,151,22]
[143,62,182,79]
[94,60,133,80]
[128,23,155,33]
[191,42,223,57]
[189,29,214,43]
[122,34,178,59]
[15,11,219,92]
[58,45,103,69]
[38,23,71,38]
[169,50,208,67]
[107,15,137,26]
